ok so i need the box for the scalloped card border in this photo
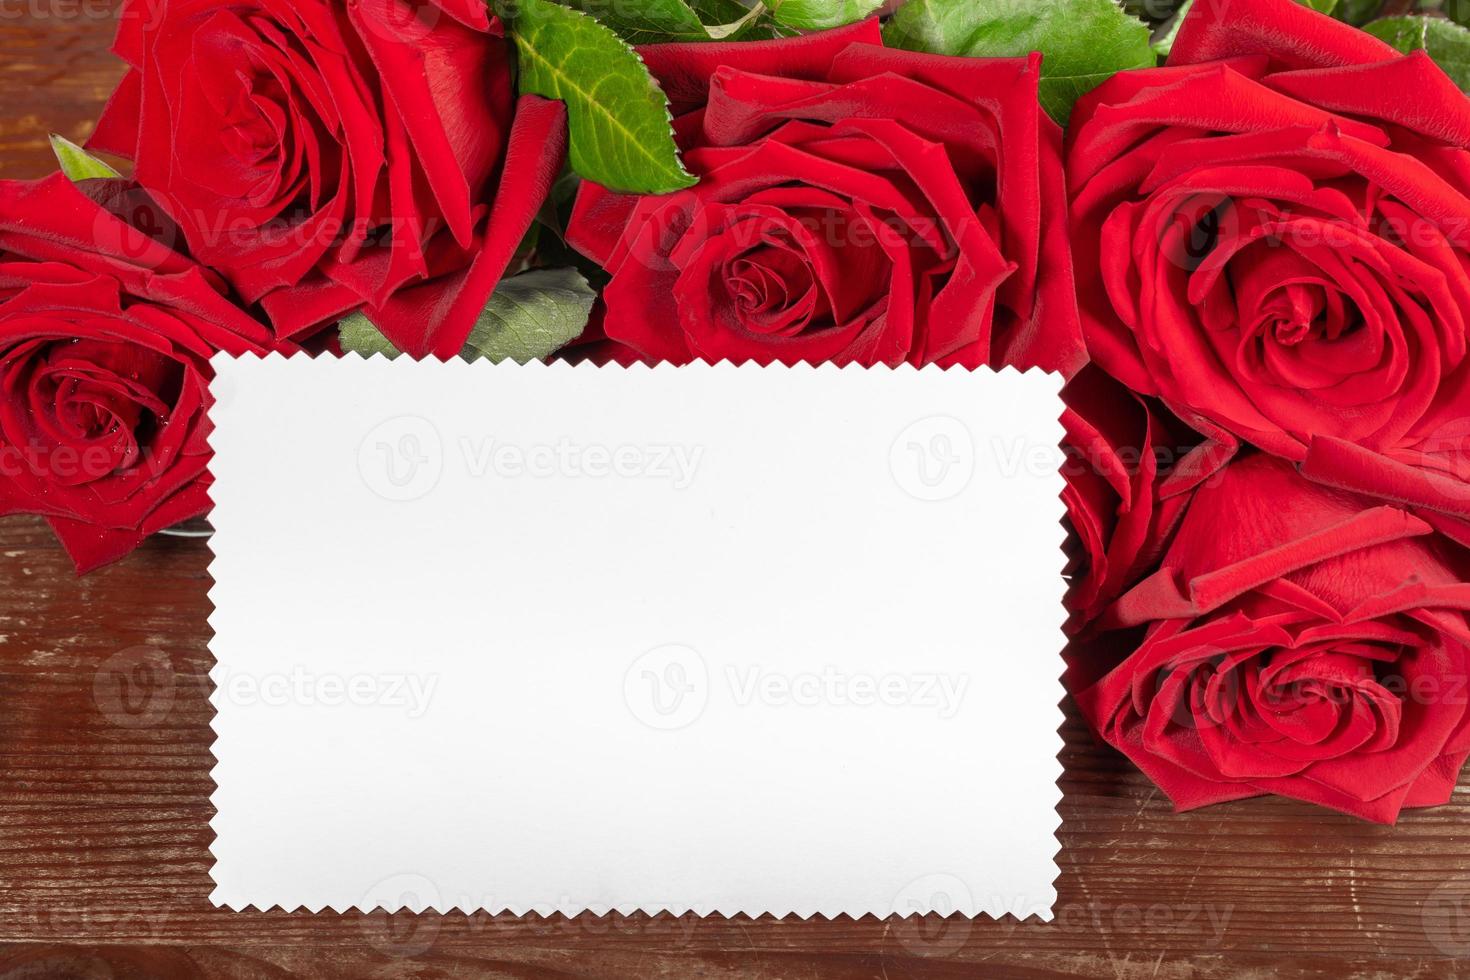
[204,355,1066,921]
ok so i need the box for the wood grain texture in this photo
[0,1,124,179]
[2,5,1470,979]
[4,521,1470,980]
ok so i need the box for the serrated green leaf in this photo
[339,313,405,360]
[884,0,1155,125]
[512,0,695,194]
[767,0,883,31]
[1365,15,1470,91]
[50,134,120,181]
[339,268,596,365]
[461,267,597,364]
[557,0,706,42]
[558,0,769,44]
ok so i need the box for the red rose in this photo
[1077,454,1470,823]
[89,0,566,357]
[1062,365,1234,631]
[566,21,1084,372]
[0,174,277,572]
[1067,0,1470,482]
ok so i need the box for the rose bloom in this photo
[1062,365,1234,632]
[1076,454,1470,823]
[89,0,566,357]
[566,20,1084,371]
[0,174,277,572]
[1068,0,1470,541]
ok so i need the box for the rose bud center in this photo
[10,336,180,486]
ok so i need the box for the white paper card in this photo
[206,356,1066,920]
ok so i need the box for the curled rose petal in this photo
[91,0,565,355]
[1075,454,1470,824]
[0,175,281,572]
[567,30,1085,374]
[1061,365,1236,633]
[1068,0,1470,479]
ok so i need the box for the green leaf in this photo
[690,0,788,39]
[460,267,597,364]
[339,313,405,360]
[1364,15,1470,91]
[559,0,771,44]
[1150,0,1191,58]
[703,4,774,40]
[339,268,596,365]
[511,0,695,194]
[766,0,883,32]
[558,0,704,42]
[1299,0,1337,13]
[884,0,1155,125]
[50,134,121,181]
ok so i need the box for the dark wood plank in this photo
[0,2,125,180]
[1,511,1469,977]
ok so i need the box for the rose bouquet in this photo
[7,0,1470,823]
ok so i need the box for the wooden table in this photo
[2,6,1468,978]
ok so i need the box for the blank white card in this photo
[206,356,1065,920]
